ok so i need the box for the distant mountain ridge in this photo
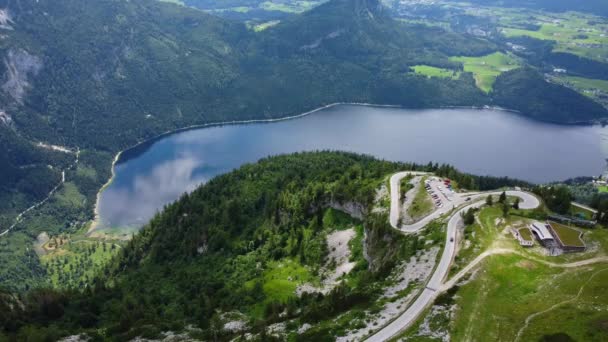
[461,0,608,17]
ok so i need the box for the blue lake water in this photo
[96,105,608,230]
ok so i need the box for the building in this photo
[511,227,534,247]
[546,221,587,253]
[530,222,555,246]
[529,221,586,254]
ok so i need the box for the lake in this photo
[96,105,608,231]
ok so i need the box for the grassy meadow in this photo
[450,52,519,92]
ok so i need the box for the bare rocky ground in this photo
[0,110,11,126]
[372,184,389,214]
[0,9,13,30]
[297,228,357,295]
[337,247,440,342]
[2,49,43,103]
[401,304,455,342]
[33,231,49,256]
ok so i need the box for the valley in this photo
[1,0,608,340]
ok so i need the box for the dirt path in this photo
[442,248,608,291]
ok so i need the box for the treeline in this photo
[432,163,531,191]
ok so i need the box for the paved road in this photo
[367,173,541,342]
[390,171,539,233]
[390,172,462,232]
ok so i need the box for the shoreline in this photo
[87,102,404,233]
[87,151,123,235]
[86,102,599,233]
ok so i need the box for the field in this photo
[501,17,608,62]
[204,0,325,21]
[450,255,608,341]
[449,206,501,277]
[410,65,460,80]
[460,4,608,62]
[450,205,534,277]
[253,20,281,31]
[450,52,519,92]
[559,76,608,93]
[260,0,320,13]
[261,259,316,302]
[40,238,119,288]
[402,253,608,340]
[550,222,585,247]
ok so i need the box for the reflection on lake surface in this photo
[97,105,608,230]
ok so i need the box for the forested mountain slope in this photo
[0,151,531,340]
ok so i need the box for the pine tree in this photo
[502,202,510,217]
[499,191,507,203]
[486,195,494,206]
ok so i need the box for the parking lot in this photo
[424,177,456,209]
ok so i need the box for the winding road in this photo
[367,172,541,342]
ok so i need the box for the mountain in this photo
[0,151,530,340]
[0,0,607,291]
[462,0,608,17]
[493,68,608,123]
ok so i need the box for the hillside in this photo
[0,151,535,340]
[493,67,608,123]
[0,152,415,340]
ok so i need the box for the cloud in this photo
[99,155,206,229]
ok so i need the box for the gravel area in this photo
[337,247,439,341]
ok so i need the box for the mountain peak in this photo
[308,0,389,21]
